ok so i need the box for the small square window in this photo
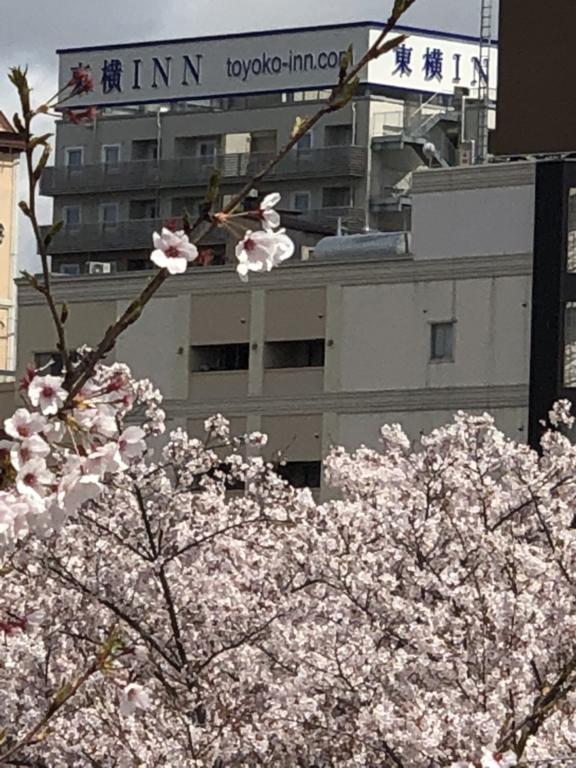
[102,144,121,165]
[293,191,311,212]
[99,203,119,225]
[63,206,81,227]
[430,322,455,362]
[65,147,83,168]
[60,263,81,276]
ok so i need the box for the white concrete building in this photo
[18,161,537,491]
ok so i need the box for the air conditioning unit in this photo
[87,261,113,275]
[458,141,475,167]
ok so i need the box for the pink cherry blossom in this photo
[118,426,146,459]
[235,228,294,281]
[4,408,47,440]
[260,192,281,231]
[27,375,67,416]
[10,434,50,471]
[16,458,54,500]
[150,228,198,274]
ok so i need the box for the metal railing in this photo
[40,146,368,196]
[40,219,226,255]
[41,206,366,255]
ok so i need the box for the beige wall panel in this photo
[0,382,16,422]
[340,276,531,393]
[428,277,530,388]
[265,288,326,341]
[340,282,426,391]
[116,296,189,399]
[261,414,323,461]
[17,301,116,376]
[189,371,248,400]
[189,292,250,344]
[263,368,324,397]
[338,407,529,450]
[412,185,535,260]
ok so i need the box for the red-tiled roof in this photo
[0,111,25,152]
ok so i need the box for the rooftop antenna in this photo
[475,0,493,163]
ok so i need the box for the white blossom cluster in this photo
[0,360,164,551]
[1,403,576,765]
[151,193,295,280]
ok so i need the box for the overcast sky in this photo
[0,0,493,271]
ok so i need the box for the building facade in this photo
[0,112,24,377]
[39,22,497,274]
[18,161,536,491]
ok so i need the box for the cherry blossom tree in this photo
[1,406,576,766]
[6,1,576,765]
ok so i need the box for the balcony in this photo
[40,146,368,196]
[41,219,226,255]
[300,207,366,233]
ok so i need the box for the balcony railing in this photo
[41,207,366,255]
[40,219,226,255]
[40,146,368,196]
[300,207,366,232]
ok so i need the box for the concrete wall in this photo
[339,275,532,392]
[338,406,529,449]
[411,163,536,260]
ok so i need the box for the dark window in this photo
[277,461,322,488]
[564,302,576,386]
[325,124,353,146]
[191,344,249,372]
[127,258,148,271]
[264,339,325,369]
[251,130,277,154]
[131,139,158,161]
[430,322,455,362]
[322,186,353,207]
[129,200,158,220]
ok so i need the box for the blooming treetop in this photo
[1,403,576,765]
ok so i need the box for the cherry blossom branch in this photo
[0,630,123,767]
[9,69,71,375]
[498,650,576,759]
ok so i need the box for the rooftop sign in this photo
[58,22,498,108]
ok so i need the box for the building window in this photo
[129,200,158,220]
[63,205,81,227]
[131,139,158,161]
[296,131,313,151]
[190,343,250,373]
[197,138,217,162]
[65,147,84,168]
[59,263,81,276]
[264,339,325,369]
[292,191,311,212]
[322,186,353,208]
[101,144,121,165]
[277,461,322,488]
[99,203,119,225]
[127,258,148,271]
[564,302,576,386]
[325,124,353,146]
[430,322,455,362]
[172,197,204,218]
[250,130,277,155]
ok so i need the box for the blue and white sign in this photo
[58,22,498,109]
